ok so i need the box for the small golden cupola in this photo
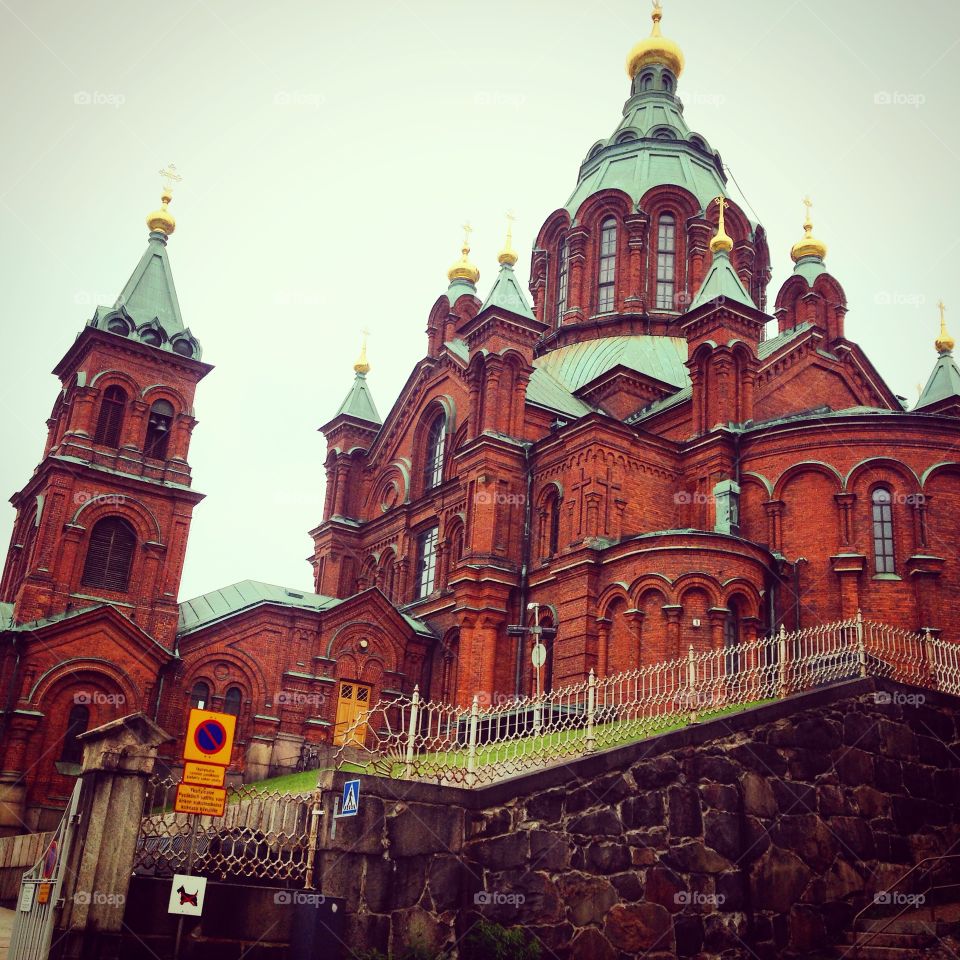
[791,196,828,262]
[626,0,685,80]
[146,163,181,237]
[448,223,481,285]
[710,196,734,255]
[498,212,519,267]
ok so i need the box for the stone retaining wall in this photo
[318,678,960,958]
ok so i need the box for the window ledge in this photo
[872,573,902,581]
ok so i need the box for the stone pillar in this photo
[56,713,173,960]
[595,618,611,678]
[663,605,683,660]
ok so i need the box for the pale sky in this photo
[1,0,958,604]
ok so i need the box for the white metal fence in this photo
[335,615,956,787]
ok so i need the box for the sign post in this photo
[172,708,236,960]
[330,778,361,840]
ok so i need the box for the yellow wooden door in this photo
[333,681,371,746]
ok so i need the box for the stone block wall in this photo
[319,678,960,959]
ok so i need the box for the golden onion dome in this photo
[146,189,176,235]
[448,224,480,285]
[354,335,371,375]
[936,302,954,355]
[790,197,827,262]
[626,1,685,80]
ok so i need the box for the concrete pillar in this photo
[55,712,173,960]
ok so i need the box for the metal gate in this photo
[7,780,82,960]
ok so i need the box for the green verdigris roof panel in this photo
[916,352,960,410]
[481,265,534,319]
[757,322,813,360]
[335,373,382,424]
[114,237,184,334]
[689,250,753,311]
[0,602,13,629]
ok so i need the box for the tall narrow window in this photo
[414,526,439,599]
[872,488,896,573]
[597,219,617,314]
[189,681,210,710]
[223,686,242,716]
[655,214,676,310]
[549,493,562,556]
[93,386,127,448]
[81,517,136,592]
[423,415,446,491]
[555,239,569,325]
[144,400,174,460]
[59,704,90,764]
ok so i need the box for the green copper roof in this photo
[757,322,813,360]
[87,232,202,360]
[480,264,534,319]
[0,602,13,630]
[689,249,754,311]
[792,255,828,286]
[534,335,690,391]
[527,368,595,418]
[115,234,183,333]
[447,277,477,305]
[916,351,960,410]
[334,372,382,424]
[566,88,728,218]
[177,579,433,637]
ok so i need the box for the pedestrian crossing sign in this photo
[340,779,360,817]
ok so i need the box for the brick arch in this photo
[597,581,632,621]
[635,585,672,663]
[921,461,960,487]
[845,457,921,494]
[721,580,762,620]
[674,574,722,609]
[326,620,403,675]
[89,369,141,393]
[28,657,139,708]
[70,494,163,543]
[773,461,843,501]
[181,652,268,715]
[140,383,190,415]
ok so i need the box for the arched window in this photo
[140,328,162,347]
[423,415,446,492]
[555,239,569,325]
[144,400,174,459]
[223,686,242,716]
[189,681,210,710]
[641,73,653,91]
[872,488,896,573]
[414,526,439,599]
[93,386,127,448]
[81,517,136,592]
[59,703,90,764]
[549,493,562,556]
[597,219,617,314]
[663,74,674,92]
[655,214,677,310]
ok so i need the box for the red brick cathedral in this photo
[2,7,959,833]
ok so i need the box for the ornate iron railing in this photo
[335,615,952,787]
[134,776,319,883]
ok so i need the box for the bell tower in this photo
[0,169,211,649]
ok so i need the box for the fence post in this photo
[855,609,867,678]
[586,669,597,753]
[924,628,937,689]
[404,684,420,778]
[687,646,698,724]
[466,696,479,787]
[778,624,788,698]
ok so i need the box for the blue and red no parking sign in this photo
[183,709,236,766]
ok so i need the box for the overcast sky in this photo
[1,0,958,604]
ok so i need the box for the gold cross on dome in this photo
[939,300,947,323]
[159,163,182,191]
[713,195,729,230]
[506,210,517,243]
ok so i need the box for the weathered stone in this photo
[686,753,739,784]
[644,866,686,913]
[770,778,816,813]
[892,795,950,833]
[529,830,572,871]
[663,840,731,873]
[569,927,616,960]
[610,870,644,901]
[770,815,837,873]
[700,782,739,812]
[568,808,622,837]
[512,870,563,925]
[589,771,635,804]
[344,911,389,954]
[740,816,771,862]
[715,872,747,912]
[363,856,393,913]
[751,847,813,913]
[586,841,631,874]
[391,856,427,909]
[467,831,528,870]
[703,810,741,861]
[727,742,788,776]
[873,830,912,863]
[604,902,673,953]
[632,756,680,788]
[525,922,575,955]
[785,746,833,780]
[904,764,937,800]
[668,786,702,838]
[879,720,918,759]
[916,735,952,768]
[823,859,862,901]
[912,704,955,741]
[703,912,746,952]
[874,756,903,792]
[525,788,565,824]
[843,711,881,750]
[620,792,664,829]
[557,874,618,927]
[471,806,510,838]
[835,747,874,785]
[387,802,462,857]
[674,914,705,958]
[853,784,889,818]
[332,794,385,855]
[827,816,876,858]
[391,904,446,955]
[741,771,777,817]
[769,716,839,748]
[426,856,463,912]
[788,904,827,951]
[817,783,848,816]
